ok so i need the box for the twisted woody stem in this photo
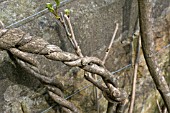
[7,49,78,113]
[0,27,127,112]
[61,15,128,109]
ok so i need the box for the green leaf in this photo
[64,9,70,16]
[46,3,54,13]
[55,0,60,7]
[56,16,60,19]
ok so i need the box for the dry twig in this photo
[157,100,163,113]
[129,34,141,113]
[64,14,83,57]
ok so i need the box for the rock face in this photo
[0,0,169,113]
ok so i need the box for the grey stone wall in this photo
[0,0,169,112]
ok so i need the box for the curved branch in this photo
[138,0,170,112]
[48,91,80,113]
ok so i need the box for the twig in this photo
[64,14,101,113]
[64,14,83,57]
[129,35,141,113]
[92,73,100,113]
[62,15,104,113]
[102,23,119,64]
[60,12,72,37]
[0,20,4,29]
[163,105,167,113]
[84,73,107,91]
[61,13,119,113]
[48,91,80,113]
[157,100,163,113]
[101,23,119,113]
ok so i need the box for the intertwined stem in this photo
[0,28,128,112]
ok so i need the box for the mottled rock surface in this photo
[0,0,169,112]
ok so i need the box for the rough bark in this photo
[138,0,170,112]
[0,28,128,113]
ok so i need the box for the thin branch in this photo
[64,15,101,113]
[157,100,163,113]
[84,73,107,91]
[116,99,129,113]
[103,23,119,113]
[9,48,39,67]
[129,35,141,113]
[64,14,83,57]
[102,23,119,113]
[60,12,72,37]
[13,56,76,113]
[102,23,119,64]
[163,105,167,113]
[48,91,80,113]
[102,23,119,94]
[0,20,4,29]
[14,58,64,90]
[63,14,105,113]
[52,21,118,112]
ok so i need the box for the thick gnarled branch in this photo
[0,28,128,112]
[138,0,170,112]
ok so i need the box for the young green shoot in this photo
[46,0,61,19]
